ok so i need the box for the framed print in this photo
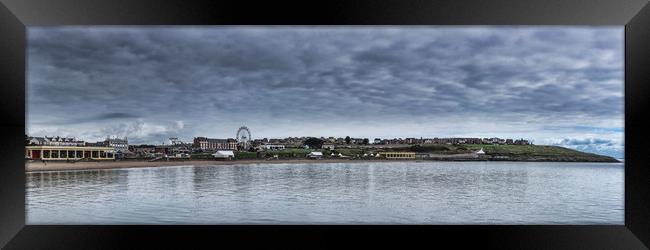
[1,0,649,249]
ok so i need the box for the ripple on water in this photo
[26,162,624,224]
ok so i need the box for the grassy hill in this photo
[194,144,619,162]
[390,144,619,162]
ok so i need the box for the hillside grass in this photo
[465,144,617,162]
[381,144,617,162]
[193,144,619,162]
[464,144,605,157]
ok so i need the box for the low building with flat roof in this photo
[307,151,323,159]
[212,150,235,159]
[380,152,416,159]
[25,146,115,160]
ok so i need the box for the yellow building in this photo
[381,152,416,159]
[25,146,115,160]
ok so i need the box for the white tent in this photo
[476,148,485,154]
[213,150,235,159]
[308,151,323,158]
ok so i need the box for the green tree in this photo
[345,136,351,144]
[304,137,324,149]
[363,138,369,145]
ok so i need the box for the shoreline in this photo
[25,159,384,172]
[25,158,621,172]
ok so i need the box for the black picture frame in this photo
[1,0,649,249]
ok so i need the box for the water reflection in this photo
[27,169,129,189]
[26,161,624,224]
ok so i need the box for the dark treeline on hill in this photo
[408,145,454,152]
[304,137,324,149]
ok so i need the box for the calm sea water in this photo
[26,161,624,224]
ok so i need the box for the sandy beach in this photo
[24,155,611,172]
[24,159,389,172]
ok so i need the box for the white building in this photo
[104,137,129,153]
[27,137,47,145]
[261,144,286,150]
[212,150,235,159]
[307,151,323,159]
[28,136,85,146]
[169,137,185,145]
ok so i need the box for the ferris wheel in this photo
[236,126,252,149]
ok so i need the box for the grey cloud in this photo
[559,138,616,146]
[94,112,140,120]
[554,137,623,159]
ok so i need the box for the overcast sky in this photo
[27,26,624,158]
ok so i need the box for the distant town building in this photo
[27,136,85,147]
[514,139,530,145]
[349,138,369,145]
[193,137,238,151]
[103,137,129,153]
[261,144,286,150]
[26,136,46,145]
[170,141,192,156]
[169,137,183,145]
[322,144,336,150]
[129,145,157,158]
[155,145,174,156]
[483,137,506,144]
